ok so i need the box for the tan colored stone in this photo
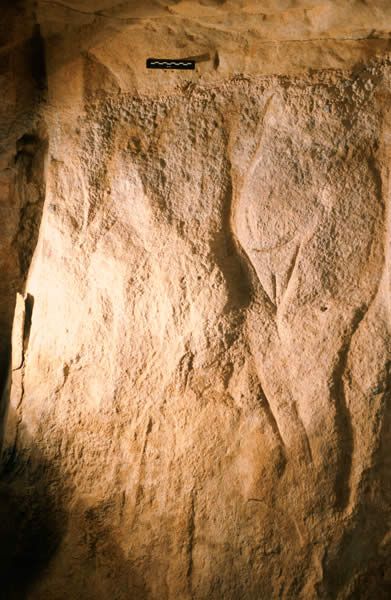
[11,293,25,371]
[0,2,390,599]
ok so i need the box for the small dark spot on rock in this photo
[371,384,384,395]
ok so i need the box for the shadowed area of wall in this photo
[0,2,48,402]
[0,2,390,599]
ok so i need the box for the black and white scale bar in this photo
[146,58,195,70]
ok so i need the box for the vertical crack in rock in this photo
[31,23,47,94]
[3,292,36,479]
[331,305,368,511]
[0,355,11,421]
[12,294,34,371]
[22,293,34,359]
[186,490,196,599]
[331,148,386,513]
[11,293,26,373]
[130,416,153,529]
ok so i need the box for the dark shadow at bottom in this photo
[0,407,148,599]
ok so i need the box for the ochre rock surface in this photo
[0,1,390,598]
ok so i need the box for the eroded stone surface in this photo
[0,2,390,599]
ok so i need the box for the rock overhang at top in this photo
[34,0,391,97]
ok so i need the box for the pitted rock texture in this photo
[0,2,391,599]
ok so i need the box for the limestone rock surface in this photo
[0,1,390,599]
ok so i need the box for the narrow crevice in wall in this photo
[31,23,47,94]
[0,15,48,433]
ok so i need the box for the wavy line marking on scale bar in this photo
[149,61,193,67]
